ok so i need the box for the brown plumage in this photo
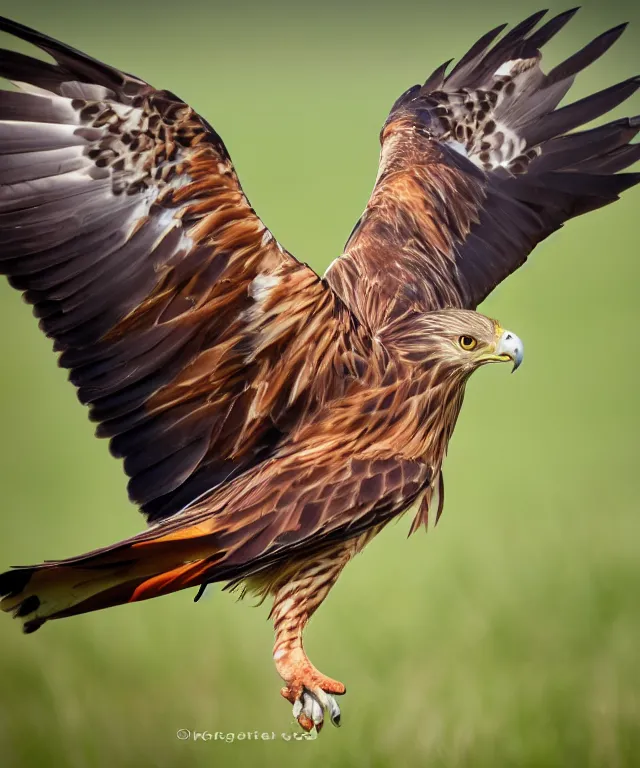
[0,11,637,731]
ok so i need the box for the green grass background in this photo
[0,1,638,766]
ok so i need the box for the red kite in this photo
[0,10,637,731]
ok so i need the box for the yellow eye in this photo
[459,335,477,351]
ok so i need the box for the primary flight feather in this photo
[0,9,636,732]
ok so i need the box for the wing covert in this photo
[123,444,432,583]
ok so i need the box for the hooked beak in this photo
[495,329,524,372]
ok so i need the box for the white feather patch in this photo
[494,59,521,77]
[248,273,280,303]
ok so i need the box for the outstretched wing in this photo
[326,9,640,329]
[0,17,349,523]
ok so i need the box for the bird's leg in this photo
[270,546,352,732]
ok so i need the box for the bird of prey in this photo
[0,10,637,732]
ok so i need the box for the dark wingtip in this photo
[493,22,509,34]
[546,22,631,87]
[0,567,34,599]
[616,172,640,192]
[422,58,454,91]
[546,7,581,26]
[23,618,45,634]
[0,15,54,46]
[15,594,40,618]
[597,23,630,53]
[0,14,130,90]
[527,7,580,49]
[528,9,550,25]
[504,9,550,40]
[591,22,629,49]
[610,21,629,35]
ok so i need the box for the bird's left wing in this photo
[0,18,348,524]
[326,9,640,329]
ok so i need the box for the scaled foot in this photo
[279,659,345,732]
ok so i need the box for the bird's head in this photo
[383,308,523,377]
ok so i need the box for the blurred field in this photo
[0,1,639,766]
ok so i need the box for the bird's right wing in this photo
[0,17,349,524]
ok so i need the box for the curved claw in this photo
[309,686,341,727]
[286,686,342,732]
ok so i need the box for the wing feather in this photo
[326,9,640,326]
[0,17,352,523]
